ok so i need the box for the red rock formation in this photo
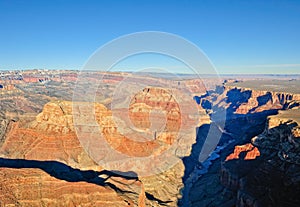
[0,101,151,206]
[244,146,260,160]
[129,87,181,142]
[0,97,191,206]
[226,143,260,161]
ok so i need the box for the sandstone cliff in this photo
[0,89,196,207]
[0,101,148,206]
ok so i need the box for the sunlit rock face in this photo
[0,101,94,169]
[0,98,180,164]
[0,83,199,207]
[225,143,260,161]
[129,87,181,132]
[0,100,154,206]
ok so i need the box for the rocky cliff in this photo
[216,86,300,115]
[0,88,195,207]
[0,101,148,206]
[2,76,300,207]
[182,83,300,207]
[221,108,300,207]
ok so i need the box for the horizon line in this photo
[0,68,300,76]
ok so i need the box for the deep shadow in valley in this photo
[179,87,280,207]
[222,121,300,207]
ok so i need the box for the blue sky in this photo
[0,0,300,74]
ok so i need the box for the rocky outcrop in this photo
[225,143,260,161]
[0,101,98,169]
[224,86,300,114]
[253,108,300,164]
[221,108,300,207]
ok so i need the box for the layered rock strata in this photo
[0,85,198,206]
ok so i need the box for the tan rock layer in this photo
[1,94,189,206]
[0,168,131,207]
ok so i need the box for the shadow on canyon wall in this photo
[0,157,172,205]
[179,87,280,206]
[0,157,137,193]
[222,121,300,207]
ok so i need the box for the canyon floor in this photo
[0,70,300,207]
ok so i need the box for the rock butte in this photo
[0,85,199,207]
[0,100,146,206]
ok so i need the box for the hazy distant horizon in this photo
[0,68,299,77]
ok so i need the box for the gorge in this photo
[180,80,300,207]
[0,71,300,207]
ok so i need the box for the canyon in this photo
[0,70,300,206]
[0,71,202,207]
[181,80,300,207]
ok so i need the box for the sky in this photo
[0,0,300,74]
